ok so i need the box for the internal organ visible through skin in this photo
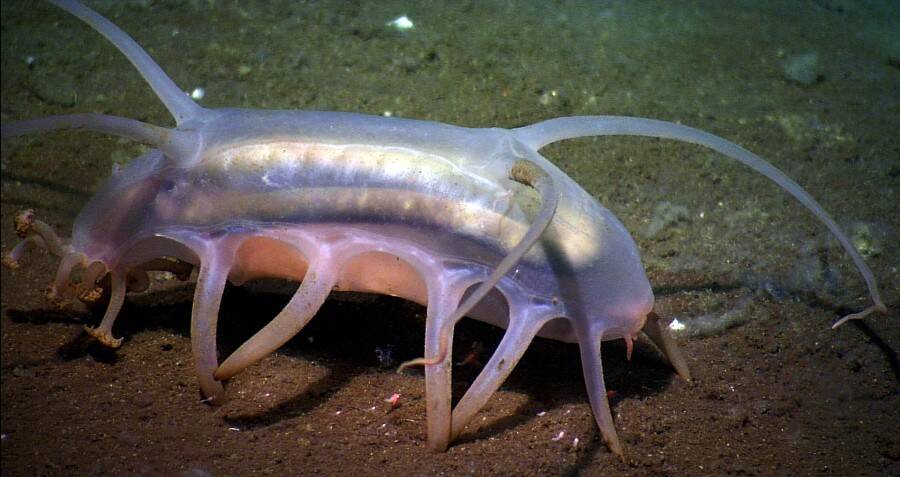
[164,141,602,266]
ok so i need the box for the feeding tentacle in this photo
[2,235,46,269]
[2,210,70,269]
[214,263,338,381]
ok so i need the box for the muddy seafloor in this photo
[1,1,898,476]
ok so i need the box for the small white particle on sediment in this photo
[551,430,565,441]
[190,87,205,100]
[539,89,559,106]
[386,16,414,30]
[668,318,685,331]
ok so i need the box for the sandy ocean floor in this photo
[2,1,898,476]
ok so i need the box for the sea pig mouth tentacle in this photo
[3,209,205,349]
[1,209,87,310]
[3,209,71,269]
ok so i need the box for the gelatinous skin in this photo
[0,0,885,457]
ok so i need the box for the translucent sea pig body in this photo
[1,0,886,456]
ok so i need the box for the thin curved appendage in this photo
[84,269,126,348]
[423,280,468,451]
[398,159,560,371]
[2,210,70,265]
[1,113,197,160]
[576,324,622,457]
[450,310,551,440]
[31,224,68,258]
[47,0,206,124]
[641,312,691,382]
[514,116,887,326]
[191,252,230,404]
[214,266,337,381]
[2,235,46,269]
[830,306,882,329]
